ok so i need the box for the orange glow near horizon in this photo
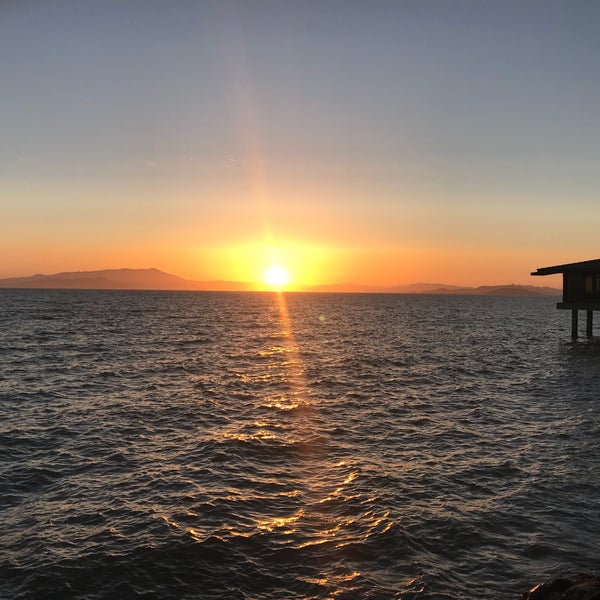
[208,242,333,289]
[195,244,563,290]
[0,237,565,290]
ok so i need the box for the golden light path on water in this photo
[147,286,387,598]
[240,289,375,594]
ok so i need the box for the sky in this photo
[2,0,600,288]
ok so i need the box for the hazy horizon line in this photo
[0,266,561,295]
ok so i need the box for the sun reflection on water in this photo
[161,290,398,593]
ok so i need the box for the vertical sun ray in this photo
[218,4,275,249]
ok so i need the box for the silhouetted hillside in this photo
[0,268,561,295]
[0,268,252,291]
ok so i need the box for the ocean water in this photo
[1,289,599,599]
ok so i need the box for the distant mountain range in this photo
[301,281,561,296]
[0,268,255,291]
[0,268,561,296]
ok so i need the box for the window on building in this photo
[586,275,593,295]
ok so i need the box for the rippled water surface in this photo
[1,290,599,599]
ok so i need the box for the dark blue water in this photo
[1,290,599,598]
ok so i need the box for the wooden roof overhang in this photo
[531,258,600,276]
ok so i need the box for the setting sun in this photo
[264,265,289,288]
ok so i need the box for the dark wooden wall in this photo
[564,272,600,302]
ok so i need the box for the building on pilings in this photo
[532,258,600,338]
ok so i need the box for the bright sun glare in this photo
[264,265,289,288]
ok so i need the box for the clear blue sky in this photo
[2,0,599,285]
